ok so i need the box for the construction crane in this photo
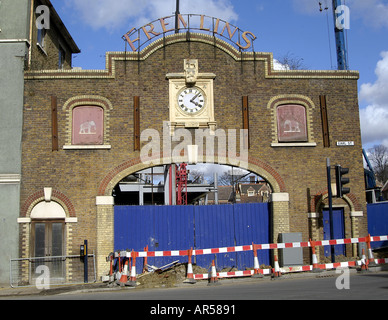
[332,0,349,70]
[363,149,377,189]
[319,0,349,70]
[175,0,180,33]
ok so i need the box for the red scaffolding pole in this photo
[176,163,188,205]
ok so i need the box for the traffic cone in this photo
[358,249,369,273]
[310,239,323,273]
[208,260,221,286]
[143,245,149,273]
[271,255,281,279]
[184,248,196,284]
[252,243,263,278]
[366,235,376,266]
[117,259,129,286]
[128,250,137,287]
[108,253,115,282]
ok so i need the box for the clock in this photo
[177,86,206,114]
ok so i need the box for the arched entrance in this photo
[308,190,363,260]
[18,188,78,284]
[95,155,289,278]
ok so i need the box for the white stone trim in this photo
[270,192,289,202]
[18,217,78,223]
[308,212,318,218]
[17,218,31,224]
[0,174,21,184]
[63,145,111,150]
[350,211,363,217]
[271,143,317,147]
[44,187,52,202]
[96,196,114,206]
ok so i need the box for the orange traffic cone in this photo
[117,259,129,286]
[366,235,376,266]
[252,243,263,278]
[271,255,281,280]
[310,239,323,273]
[108,252,114,282]
[184,248,196,284]
[208,260,221,286]
[128,250,137,287]
[358,248,369,273]
[142,245,149,273]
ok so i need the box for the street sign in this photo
[336,141,354,146]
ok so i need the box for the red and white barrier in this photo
[191,258,388,280]
[108,235,388,283]
[130,235,388,258]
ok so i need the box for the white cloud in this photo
[292,0,388,29]
[67,0,238,32]
[348,0,388,29]
[273,59,290,71]
[359,51,388,147]
[359,51,388,105]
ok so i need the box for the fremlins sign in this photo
[123,14,257,52]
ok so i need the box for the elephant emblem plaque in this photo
[72,106,103,145]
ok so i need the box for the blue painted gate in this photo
[367,202,388,249]
[323,208,345,256]
[114,203,270,271]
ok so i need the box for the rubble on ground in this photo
[137,263,208,288]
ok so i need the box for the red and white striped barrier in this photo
[192,258,388,280]
[124,235,388,258]
[108,235,388,282]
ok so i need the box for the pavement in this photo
[0,281,114,298]
[0,265,386,298]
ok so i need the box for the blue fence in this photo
[114,203,270,271]
[367,202,388,249]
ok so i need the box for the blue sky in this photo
[50,0,388,150]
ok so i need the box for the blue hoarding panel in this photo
[367,202,388,249]
[114,203,270,271]
[234,203,270,268]
[194,205,236,270]
[150,205,194,268]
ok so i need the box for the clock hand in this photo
[190,92,200,103]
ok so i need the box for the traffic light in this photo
[335,165,350,198]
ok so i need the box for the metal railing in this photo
[10,254,96,288]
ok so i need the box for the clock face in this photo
[177,87,206,114]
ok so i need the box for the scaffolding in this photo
[176,163,188,205]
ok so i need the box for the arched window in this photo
[62,95,113,150]
[276,104,308,142]
[72,106,104,145]
[267,95,316,147]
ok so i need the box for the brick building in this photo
[0,0,79,284]
[15,2,366,281]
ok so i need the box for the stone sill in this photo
[63,145,111,150]
[271,142,317,147]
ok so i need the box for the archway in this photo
[95,155,289,278]
[309,190,363,259]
